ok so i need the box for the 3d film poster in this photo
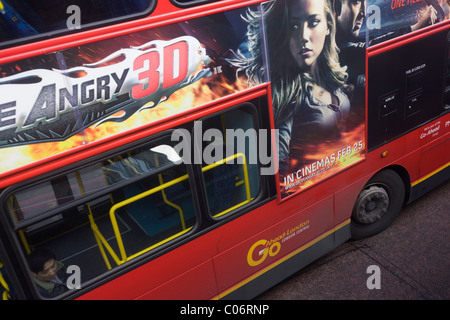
[244,0,367,200]
[0,6,254,175]
[239,0,450,200]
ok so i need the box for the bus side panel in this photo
[333,115,449,227]
[420,137,450,178]
[77,233,218,300]
[213,195,334,299]
[135,259,217,300]
[334,178,368,226]
[412,121,450,200]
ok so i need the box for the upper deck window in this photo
[0,0,153,46]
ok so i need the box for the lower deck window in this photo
[3,102,265,298]
[6,136,196,297]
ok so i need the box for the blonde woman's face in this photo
[288,0,330,72]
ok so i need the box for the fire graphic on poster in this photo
[0,13,250,175]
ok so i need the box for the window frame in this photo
[193,101,268,222]
[0,128,203,298]
[5,130,193,231]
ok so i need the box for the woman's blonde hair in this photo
[229,0,348,125]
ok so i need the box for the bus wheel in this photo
[351,169,405,240]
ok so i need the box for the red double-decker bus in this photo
[0,0,448,300]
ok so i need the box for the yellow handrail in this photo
[109,153,252,263]
[68,153,252,268]
[7,196,31,254]
[157,173,187,230]
[75,171,115,270]
[154,154,187,230]
[202,153,252,204]
[0,262,10,300]
[109,172,191,262]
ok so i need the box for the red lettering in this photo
[391,0,402,9]
[163,41,189,89]
[132,51,160,99]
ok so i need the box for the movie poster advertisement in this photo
[251,0,368,199]
[254,0,449,200]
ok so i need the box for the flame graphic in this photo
[280,123,365,197]
[1,74,247,175]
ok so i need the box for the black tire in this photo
[350,169,405,240]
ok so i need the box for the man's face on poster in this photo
[336,0,366,38]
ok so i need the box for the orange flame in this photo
[1,74,247,175]
[280,123,365,197]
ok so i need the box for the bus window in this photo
[199,105,262,218]
[0,259,12,300]
[0,0,153,44]
[5,134,197,297]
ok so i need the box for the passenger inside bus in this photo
[26,247,69,298]
[0,0,151,42]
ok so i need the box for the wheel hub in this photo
[353,186,389,224]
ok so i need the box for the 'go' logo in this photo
[247,239,281,267]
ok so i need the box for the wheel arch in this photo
[350,165,411,239]
[377,164,411,205]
